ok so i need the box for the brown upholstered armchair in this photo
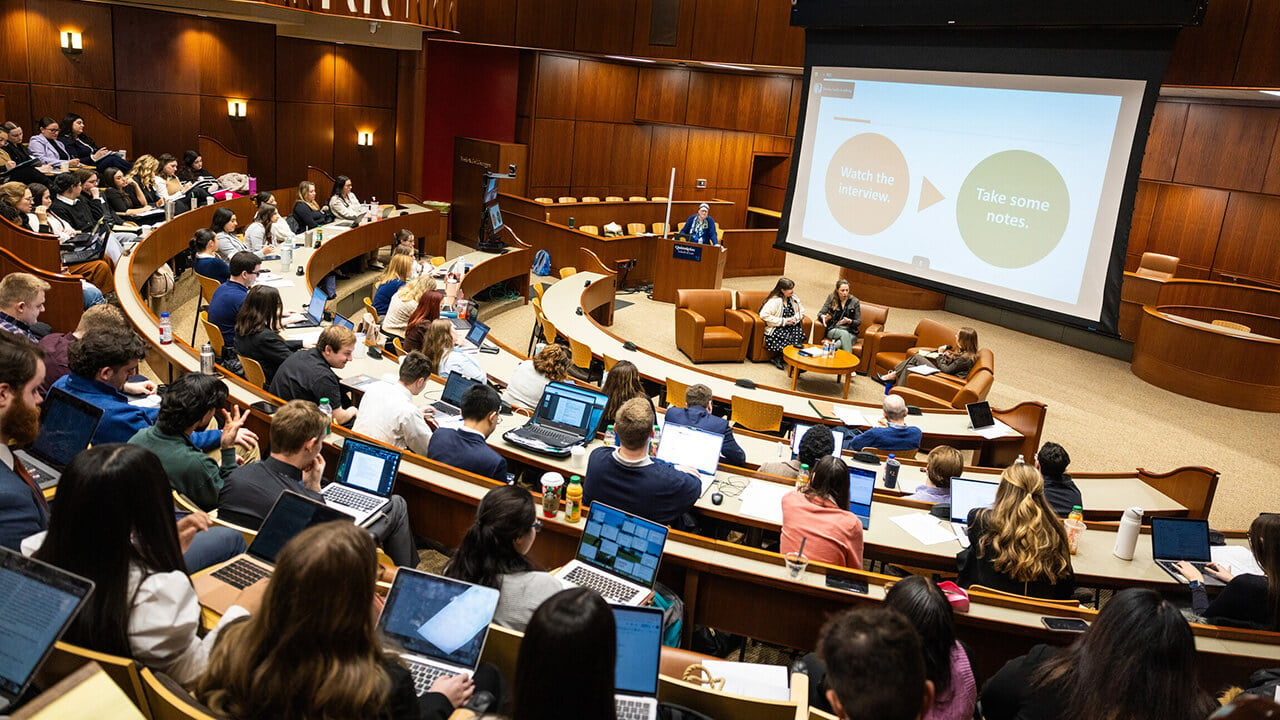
[675,289,751,363]
[918,348,994,389]
[865,318,956,376]
[810,301,889,373]
[736,289,814,363]
[1135,252,1179,280]
[892,367,994,409]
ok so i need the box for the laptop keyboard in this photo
[210,559,270,590]
[616,696,653,720]
[432,401,460,415]
[526,424,580,447]
[326,485,382,512]
[407,658,457,696]
[564,566,634,604]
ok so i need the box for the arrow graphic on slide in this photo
[918,177,944,212]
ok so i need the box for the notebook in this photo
[0,547,95,712]
[1152,517,1226,587]
[848,466,876,530]
[193,491,352,614]
[378,569,500,697]
[965,401,994,430]
[655,422,722,495]
[612,605,664,720]
[321,437,401,525]
[284,286,327,328]
[790,423,845,459]
[14,387,103,489]
[555,503,668,606]
[432,371,481,416]
[503,382,608,456]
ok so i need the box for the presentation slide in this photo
[786,67,1146,325]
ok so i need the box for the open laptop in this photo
[0,547,94,713]
[965,401,994,430]
[1152,517,1226,587]
[14,387,103,489]
[503,382,608,456]
[378,569,500,697]
[321,437,402,526]
[332,312,355,330]
[848,466,876,530]
[193,491,352,614]
[791,423,845,458]
[612,605,664,720]
[284,286,327,329]
[555,502,668,606]
[432,371,481,416]
[948,477,999,546]
[462,319,490,348]
[655,421,722,496]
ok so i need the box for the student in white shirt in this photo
[242,203,279,257]
[352,351,435,456]
[382,274,436,340]
[502,343,570,410]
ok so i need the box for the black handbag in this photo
[60,218,109,264]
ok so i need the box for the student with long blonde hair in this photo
[383,274,436,340]
[372,254,414,316]
[125,154,162,208]
[957,462,1075,599]
[880,327,980,386]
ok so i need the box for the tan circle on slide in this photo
[824,133,909,236]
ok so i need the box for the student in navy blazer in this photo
[427,384,508,483]
[663,383,746,466]
[0,333,49,550]
[843,394,923,452]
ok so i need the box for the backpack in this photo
[531,249,551,277]
[147,262,175,299]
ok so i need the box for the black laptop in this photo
[14,387,103,489]
[502,381,608,456]
[1152,517,1226,587]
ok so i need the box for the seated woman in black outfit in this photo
[981,588,1216,720]
[957,463,1075,600]
[233,285,303,385]
[58,112,131,173]
[102,167,165,223]
[291,180,327,231]
[1176,512,1280,629]
[511,588,615,720]
[177,150,217,184]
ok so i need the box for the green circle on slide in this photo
[956,150,1070,269]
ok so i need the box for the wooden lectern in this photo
[652,238,727,303]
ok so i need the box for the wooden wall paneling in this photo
[1212,193,1280,285]
[684,127,725,188]
[753,133,790,155]
[574,60,638,124]
[114,92,199,162]
[395,43,428,199]
[516,50,537,119]
[333,105,395,201]
[754,151,791,188]
[29,85,115,121]
[335,44,398,109]
[749,183,786,211]
[0,0,29,83]
[1145,183,1230,275]
[1173,105,1280,192]
[517,0,577,50]
[528,118,576,188]
[275,38,335,105]
[1139,101,1186,182]
[685,72,741,129]
[275,101,334,192]
[533,54,579,120]
[200,18,274,100]
[573,0,637,55]
[1124,181,1160,267]
[515,116,532,145]
[737,74,792,135]
[752,0,805,67]
[1234,0,1280,86]
[631,0,697,60]
[609,123,652,188]
[571,121,615,189]
[455,0,517,45]
[1163,0,1249,86]
[710,187,748,228]
[716,131,754,189]
[112,7,202,94]
[787,76,802,137]
[634,65,689,125]
[0,82,30,128]
[1263,129,1280,196]
[647,124,688,187]
[23,0,113,89]
[199,95,276,187]
[691,0,759,63]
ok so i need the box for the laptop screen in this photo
[655,422,721,476]
[30,388,101,467]
[791,423,845,458]
[332,313,354,330]
[0,548,94,701]
[335,437,401,496]
[950,478,999,524]
[248,492,353,563]
[1152,518,1212,562]
[379,570,499,669]
[440,371,480,407]
[613,605,663,696]
[848,467,876,529]
[578,503,668,588]
[535,382,608,436]
[306,286,327,322]
[465,319,490,348]
[966,401,994,430]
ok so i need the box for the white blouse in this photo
[501,360,551,410]
[328,192,365,221]
[153,175,187,204]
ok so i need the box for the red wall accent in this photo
[421,41,520,201]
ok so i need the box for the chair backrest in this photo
[651,196,669,202]
[603,354,619,371]
[363,296,380,324]
[658,675,799,720]
[951,369,994,408]
[971,348,995,377]
[557,196,578,204]
[140,668,220,720]
[579,225,599,236]
[430,255,447,267]
[604,196,625,202]
[534,302,558,343]
[665,377,691,408]
[581,196,601,202]
[627,222,647,235]
[569,336,593,370]
[736,289,769,316]
[559,267,578,279]
[810,708,840,720]
[195,273,221,305]
[533,283,546,300]
[198,311,224,355]
[629,196,648,201]
[912,318,956,349]
[1211,319,1252,333]
[39,642,150,714]
[239,354,267,387]
[968,584,1081,608]
[1136,252,1179,280]
[859,302,889,333]
[533,197,553,204]
[392,336,406,357]
[730,395,784,433]
[676,289,733,327]
[652,222,668,235]
[478,624,523,688]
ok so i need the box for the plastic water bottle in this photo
[370,196,378,217]
[649,424,661,457]
[1016,454,1026,465]
[318,398,333,419]
[281,241,293,270]
[884,453,901,489]
[159,312,172,345]
[603,424,616,447]
[248,176,258,195]
[200,342,216,374]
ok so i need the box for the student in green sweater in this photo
[129,373,258,510]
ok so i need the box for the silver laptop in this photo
[555,503,668,606]
[948,477,999,546]
[612,605,663,720]
[431,371,481,416]
[14,388,103,489]
[283,286,327,328]
[655,421,722,496]
[791,423,846,458]
[321,437,401,525]
[1152,517,1226,587]
[377,569,500,697]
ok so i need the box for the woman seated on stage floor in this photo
[372,254,413,316]
[1176,512,1280,630]
[503,343,570,411]
[235,285,304,385]
[510,587,616,720]
[599,360,651,427]
[781,455,865,569]
[817,278,861,354]
[903,445,965,504]
[759,277,806,370]
[402,288,445,352]
[879,326,979,386]
[444,485,563,632]
[957,462,1075,600]
[421,318,484,382]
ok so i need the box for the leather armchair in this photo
[675,289,751,363]
[810,301,889,373]
[892,368,994,409]
[1135,252,1179,280]
[737,289,814,363]
[866,318,956,376]
[920,348,994,389]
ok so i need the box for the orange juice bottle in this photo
[565,475,583,522]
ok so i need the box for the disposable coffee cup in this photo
[540,472,565,518]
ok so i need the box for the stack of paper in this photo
[831,405,869,427]
[974,419,1013,440]
[1212,545,1264,576]
[737,481,791,524]
[891,513,959,545]
[700,660,791,701]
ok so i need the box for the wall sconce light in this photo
[227,100,247,118]
[357,131,374,147]
[60,31,83,54]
